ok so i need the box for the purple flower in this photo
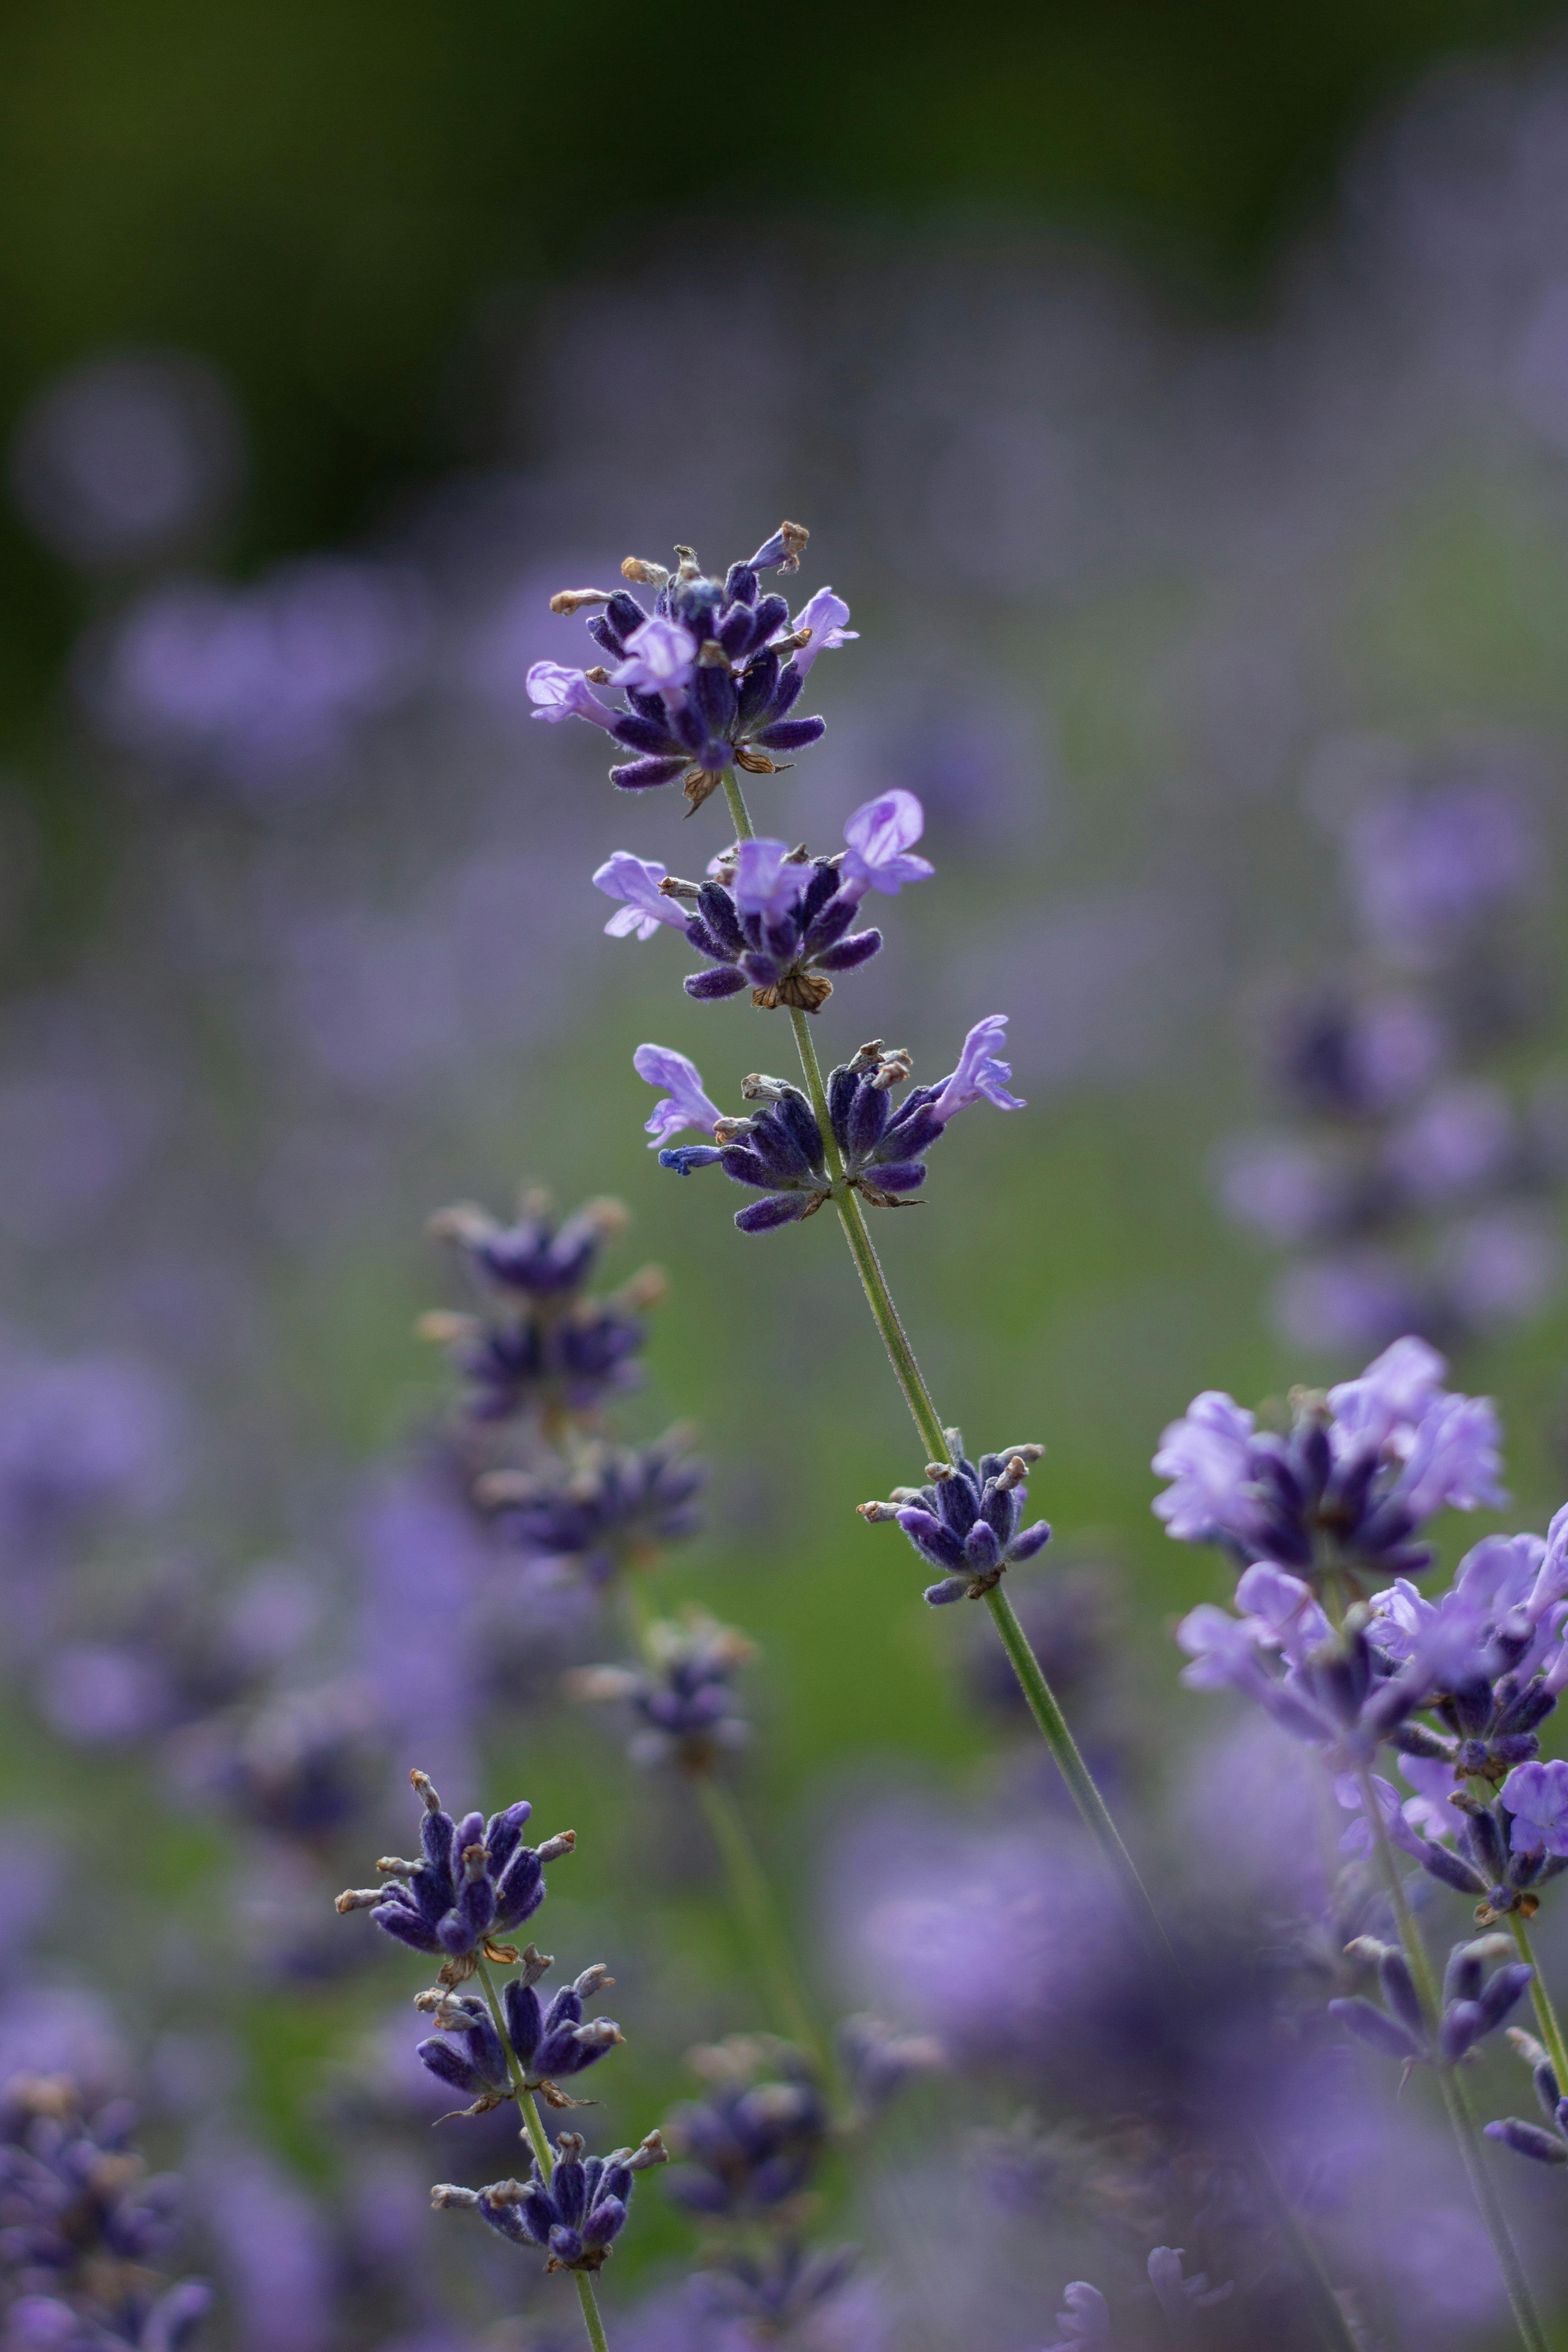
[1153,1336,1504,1590]
[838,789,934,899]
[858,1439,1051,1605]
[931,1014,1025,1122]
[732,837,813,926]
[788,586,858,677]
[1500,1759,1568,1857]
[1146,2247,1232,2321]
[1042,2281,1113,2348]
[540,527,834,804]
[1335,1771,1431,1864]
[432,2128,666,2274]
[417,1958,622,2106]
[524,661,619,729]
[610,613,698,705]
[336,1770,574,1959]
[633,1044,723,1147]
[592,853,690,941]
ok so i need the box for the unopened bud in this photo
[549,586,615,613]
[335,1888,384,1914]
[857,1500,901,1523]
[431,2184,480,2210]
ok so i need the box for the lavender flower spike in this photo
[634,1044,723,1148]
[838,789,934,900]
[789,586,858,677]
[525,662,619,729]
[931,1014,1025,1122]
[593,854,691,941]
[336,1768,575,1965]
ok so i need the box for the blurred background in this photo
[7,5,1568,2347]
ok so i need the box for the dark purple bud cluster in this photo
[414,1951,622,2111]
[477,1427,705,1588]
[668,848,881,1014]
[422,1194,662,1424]
[537,526,828,809]
[836,2013,944,2117]
[335,1769,573,1962]
[859,1435,1052,1605]
[432,2129,667,2274]
[665,2039,829,2220]
[567,1612,755,1773]
[200,1678,383,1841]
[688,2243,862,2337]
[1330,1932,1531,2066]
[660,1043,957,1232]
[0,2078,210,2352]
[1487,2030,1568,2166]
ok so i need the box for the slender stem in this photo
[1507,1911,1568,2088]
[1354,1772,1548,2352]
[475,1957,614,2352]
[694,1769,829,2073]
[720,769,756,843]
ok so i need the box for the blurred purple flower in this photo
[837,789,933,901]
[634,1044,722,1147]
[931,1014,1024,1122]
[1500,1759,1568,1857]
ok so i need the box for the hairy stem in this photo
[475,1956,613,2352]
[694,1769,829,2074]
[1505,1910,1568,2088]
[1355,1771,1548,2352]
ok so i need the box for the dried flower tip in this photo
[740,1073,794,1102]
[555,2132,588,2164]
[1508,2028,1551,2066]
[657,873,704,901]
[734,746,780,773]
[620,2129,669,2171]
[671,545,703,581]
[857,1500,902,1522]
[549,586,616,613]
[615,1264,668,1311]
[412,1987,446,2012]
[925,1462,953,1482]
[780,520,809,562]
[431,2183,481,2210]
[436,1952,480,1985]
[583,663,612,684]
[712,1117,754,1145]
[334,1886,384,1913]
[481,1938,520,1964]
[518,1944,554,1987]
[376,1855,421,1875]
[620,556,670,587]
[573,1964,616,1997]
[415,1309,474,1345]
[536,1830,577,1862]
[410,1768,443,1811]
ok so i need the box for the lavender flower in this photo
[649,1027,1024,1233]
[633,1047,724,1149]
[431,2129,666,2275]
[665,2039,828,2219]
[1153,1335,1503,1593]
[415,1953,622,2110]
[858,1436,1051,1603]
[567,1612,754,1771]
[1330,1933,1531,2067]
[335,1770,574,1965]
[422,1193,661,1422]
[1485,2029,1568,2167]
[591,853,691,940]
[1041,2280,1113,2349]
[477,1429,705,1587]
[529,525,841,811]
[0,2078,210,2351]
[1499,1759,1568,1857]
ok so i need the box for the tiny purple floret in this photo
[634,1044,723,1149]
[839,789,934,900]
[526,662,619,729]
[593,854,691,942]
[931,1014,1025,1124]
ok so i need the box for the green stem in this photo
[1354,1772,1548,2352]
[1506,1908,1568,2089]
[720,769,756,843]
[475,1957,614,2352]
[694,1769,829,2074]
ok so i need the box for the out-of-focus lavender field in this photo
[7,40,1568,2352]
